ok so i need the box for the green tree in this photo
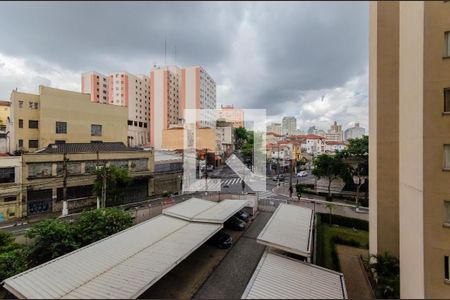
[234,127,248,150]
[312,154,351,199]
[0,231,28,282]
[324,202,335,225]
[342,136,369,206]
[25,219,79,266]
[93,165,132,206]
[73,208,133,247]
[370,251,400,298]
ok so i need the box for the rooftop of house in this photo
[36,142,142,154]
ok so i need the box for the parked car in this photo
[297,171,308,177]
[234,210,250,222]
[272,174,285,181]
[208,231,232,249]
[224,216,246,231]
[355,207,369,214]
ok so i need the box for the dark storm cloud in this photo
[0,1,368,128]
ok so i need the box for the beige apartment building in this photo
[82,71,150,147]
[370,1,450,298]
[149,65,182,149]
[217,105,244,128]
[8,86,127,153]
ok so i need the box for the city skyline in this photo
[0,2,368,130]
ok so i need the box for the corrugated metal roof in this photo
[162,198,248,223]
[242,251,347,299]
[193,199,249,223]
[257,203,314,257]
[37,142,142,154]
[3,215,221,299]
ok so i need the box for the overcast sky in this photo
[0,1,368,131]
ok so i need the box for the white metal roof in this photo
[257,203,314,257]
[3,215,221,299]
[242,251,347,299]
[162,197,249,223]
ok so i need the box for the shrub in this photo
[317,213,369,231]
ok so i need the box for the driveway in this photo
[194,212,272,299]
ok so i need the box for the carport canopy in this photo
[257,203,314,257]
[2,215,222,299]
[162,197,249,223]
[242,251,347,299]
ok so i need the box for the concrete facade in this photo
[7,86,128,153]
[0,156,22,221]
[370,1,450,297]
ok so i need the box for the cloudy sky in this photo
[0,1,368,131]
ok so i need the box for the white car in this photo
[297,171,308,177]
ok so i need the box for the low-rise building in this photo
[325,141,347,153]
[0,156,22,222]
[344,122,365,140]
[217,105,244,128]
[153,150,183,196]
[301,134,326,155]
[8,86,128,153]
[21,142,154,217]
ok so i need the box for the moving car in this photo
[208,231,233,249]
[224,216,246,231]
[234,210,250,222]
[297,171,308,177]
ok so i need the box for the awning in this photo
[162,197,249,223]
[2,215,221,299]
[242,251,347,299]
[257,203,314,257]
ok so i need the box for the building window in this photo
[55,140,66,145]
[91,124,102,136]
[0,167,15,183]
[4,196,16,202]
[445,256,450,281]
[18,119,23,128]
[445,89,450,113]
[56,121,67,134]
[29,140,38,149]
[18,101,23,108]
[445,145,450,169]
[29,120,39,129]
[18,139,23,148]
[446,32,450,58]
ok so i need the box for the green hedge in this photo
[317,213,369,231]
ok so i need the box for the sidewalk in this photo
[272,185,366,209]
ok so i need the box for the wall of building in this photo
[161,128,216,151]
[369,1,400,259]
[0,156,22,221]
[422,1,450,297]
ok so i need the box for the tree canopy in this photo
[93,165,132,205]
[312,154,351,199]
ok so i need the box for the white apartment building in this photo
[267,122,282,135]
[282,116,297,135]
[324,141,347,153]
[81,71,150,147]
[344,123,365,140]
[301,134,326,155]
[181,66,217,128]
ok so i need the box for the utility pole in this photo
[62,152,69,217]
[204,148,208,196]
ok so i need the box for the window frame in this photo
[0,167,15,184]
[91,124,102,137]
[445,31,450,58]
[55,121,67,134]
[28,120,39,129]
[28,140,39,149]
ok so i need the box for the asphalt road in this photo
[194,211,272,299]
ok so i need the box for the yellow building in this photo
[8,86,128,153]
[161,127,216,151]
[0,100,10,129]
[0,156,22,221]
[21,142,154,217]
[370,1,450,297]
